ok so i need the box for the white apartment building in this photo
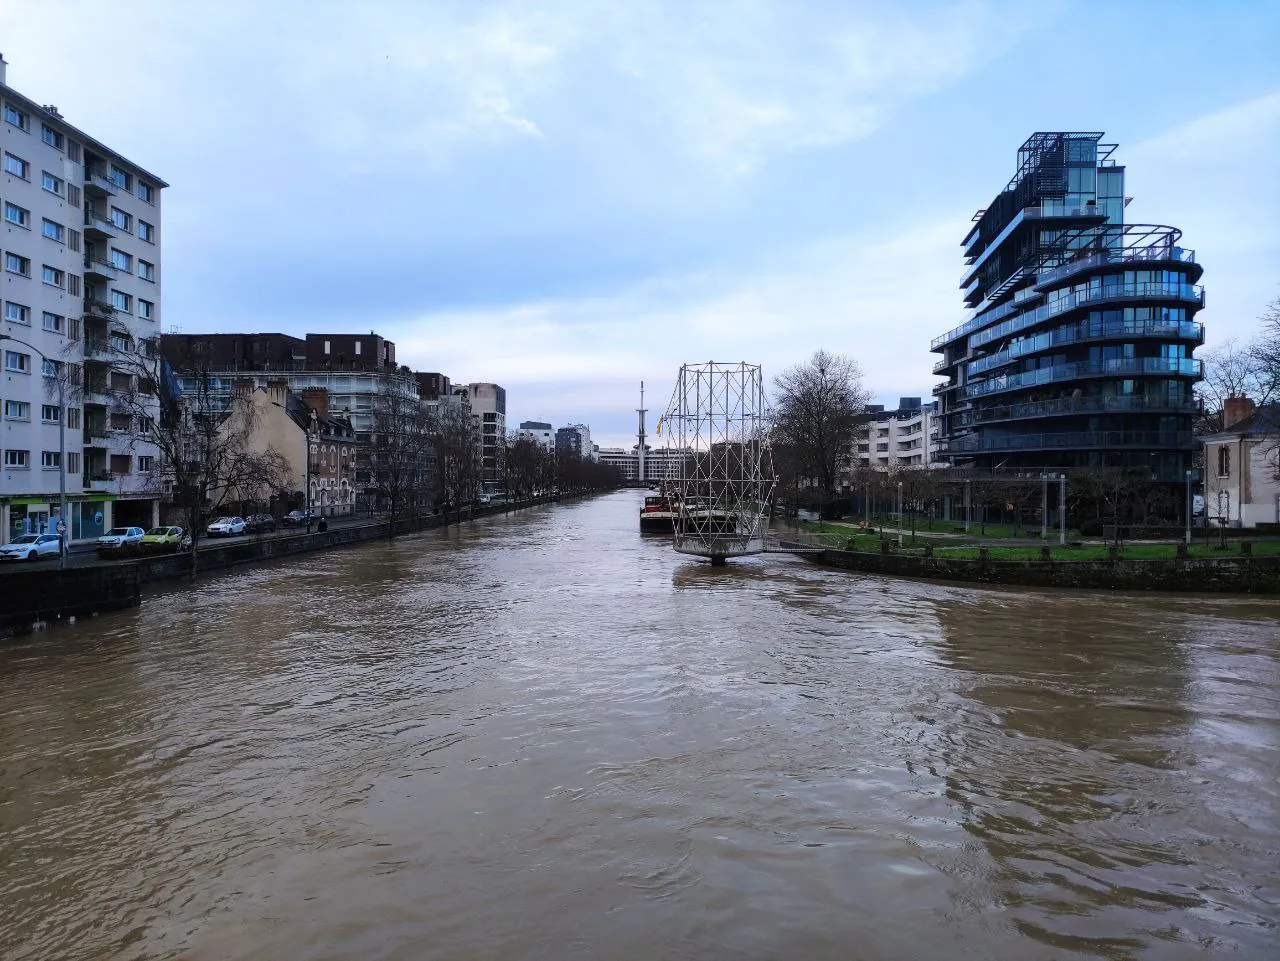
[460,383,506,487]
[596,445,693,483]
[855,398,945,471]
[2,56,164,542]
[517,420,554,451]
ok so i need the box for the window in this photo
[3,152,29,178]
[138,181,154,203]
[110,371,131,391]
[109,207,131,231]
[41,359,58,377]
[66,317,80,341]
[67,228,80,253]
[67,274,80,296]
[41,123,63,149]
[4,253,30,275]
[67,183,80,208]
[109,454,131,475]
[109,412,131,431]
[4,400,30,419]
[109,164,131,190]
[66,408,80,429]
[4,301,30,324]
[66,452,80,473]
[41,171,63,195]
[109,333,130,352]
[4,202,29,227]
[138,260,154,281]
[138,455,154,472]
[42,218,65,243]
[109,248,131,271]
[3,104,28,130]
[42,404,60,423]
[1218,445,1231,478]
[138,299,153,320]
[4,350,30,372]
[324,340,331,354]
[110,289,131,312]
[42,265,65,288]
[355,341,362,355]
[3,449,30,468]
[41,451,61,470]
[138,416,154,433]
[67,140,81,163]
[138,220,154,243]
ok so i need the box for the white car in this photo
[206,516,246,537]
[0,533,62,562]
[97,526,146,549]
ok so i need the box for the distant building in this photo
[556,424,594,461]
[595,445,693,483]
[459,383,506,486]
[415,372,451,401]
[855,398,945,470]
[518,421,555,451]
[1202,397,1280,528]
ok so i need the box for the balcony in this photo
[83,296,115,319]
[947,430,1195,454]
[967,319,1205,377]
[969,282,1206,351]
[83,165,119,197]
[83,210,119,238]
[83,257,119,281]
[83,473,118,494]
[963,357,1203,400]
[956,395,1202,427]
[84,337,112,360]
[1034,243,1198,290]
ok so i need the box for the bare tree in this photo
[1199,337,1271,431]
[505,433,550,500]
[772,350,870,517]
[369,390,434,538]
[111,351,290,575]
[431,401,480,513]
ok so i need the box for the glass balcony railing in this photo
[968,282,1204,352]
[967,319,1204,376]
[962,357,1202,400]
[954,394,1201,427]
[948,430,1195,453]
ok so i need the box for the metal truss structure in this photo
[660,361,775,564]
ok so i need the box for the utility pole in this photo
[1041,473,1048,540]
[1184,469,1193,546]
[636,381,647,487]
[1058,473,1066,546]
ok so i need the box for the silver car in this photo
[0,533,62,562]
[97,526,146,548]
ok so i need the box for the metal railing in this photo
[962,357,1202,400]
[968,282,1204,351]
[948,430,1195,453]
[967,318,1204,376]
[954,395,1201,427]
[83,257,119,278]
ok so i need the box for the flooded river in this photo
[1,491,1277,960]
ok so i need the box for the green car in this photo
[141,526,192,552]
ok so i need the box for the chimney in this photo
[266,378,288,406]
[1223,395,1256,429]
[233,377,254,399]
[300,387,330,419]
[0,54,7,86]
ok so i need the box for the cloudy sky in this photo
[3,0,1277,446]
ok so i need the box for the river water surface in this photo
[1,491,1278,960]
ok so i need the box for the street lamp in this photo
[897,480,903,548]
[1184,469,1193,546]
[0,334,67,568]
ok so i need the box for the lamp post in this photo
[1184,469,1193,546]
[1041,473,1048,541]
[897,480,903,548]
[0,334,67,568]
[1058,473,1067,546]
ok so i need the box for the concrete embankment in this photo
[1,494,590,637]
[793,545,1280,593]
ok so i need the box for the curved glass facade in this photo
[932,133,1203,482]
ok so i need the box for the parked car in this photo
[206,516,246,537]
[98,527,146,549]
[282,509,313,527]
[141,526,191,552]
[245,513,276,534]
[0,533,62,562]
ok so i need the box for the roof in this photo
[0,77,169,187]
[280,389,355,438]
[1203,404,1280,442]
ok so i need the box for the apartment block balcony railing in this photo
[83,296,115,319]
[1034,244,1197,290]
[83,338,112,360]
[963,357,1202,400]
[954,395,1201,428]
[83,473,118,494]
[968,283,1205,353]
[947,430,1195,454]
[967,319,1204,377]
[83,166,118,197]
[83,209,119,238]
[83,257,119,281]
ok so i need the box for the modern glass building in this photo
[932,132,1204,483]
